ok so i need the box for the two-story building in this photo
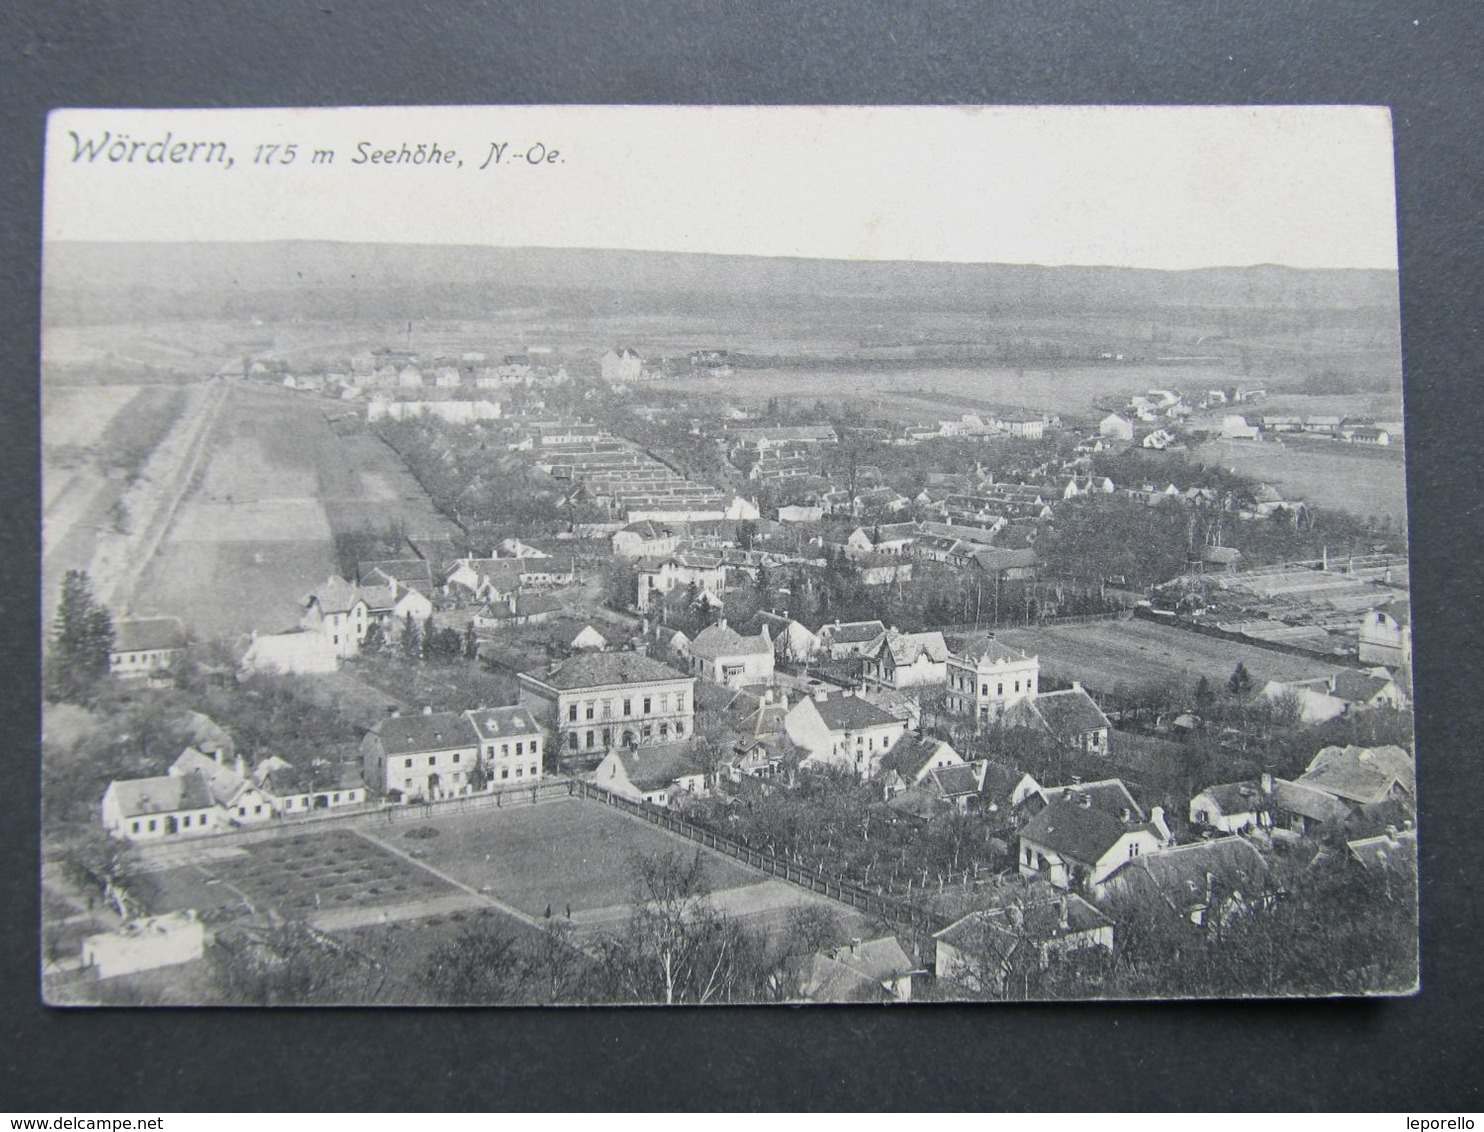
[301,575,371,659]
[360,706,544,801]
[1358,599,1412,667]
[945,640,1040,724]
[784,690,908,779]
[518,652,696,763]
[863,631,950,690]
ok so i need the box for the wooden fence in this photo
[576,781,940,934]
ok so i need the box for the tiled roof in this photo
[1029,688,1111,741]
[884,631,949,666]
[1111,836,1269,896]
[1020,799,1132,865]
[1347,829,1417,880]
[877,734,954,779]
[972,547,1038,572]
[929,763,983,797]
[690,623,772,659]
[934,895,1111,954]
[1271,779,1352,824]
[371,711,479,753]
[1299,745,1414,805]
[1196,780,1264,815]
[1331,670,1394,703]
[359,559,435,593]
[613,742,706,792]
[112,617,187,653]
[801,937,916,1003]
[819,620,886,645]
[108,771,214,818]
[465,706,540,742]
[306,575,361,613]
[811,693,902,733]
[531,651,692,691]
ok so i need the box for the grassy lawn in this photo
[404,798,760,916]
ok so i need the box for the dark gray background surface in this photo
[2,0,1480,1111]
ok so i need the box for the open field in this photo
[988,618,1343,694]
[127,383,458,638]
[1193,438,1407,526]
[405,798,761,917]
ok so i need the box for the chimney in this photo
[213,749,223,766]
[1080,793,1092,808]
[423,705,434,715]
[1062,788,1075,802]
[1119,807,1132,823]
[1385,824,1398,840]
[1260,772,1274,795]
[813,688,828,702]
[1071,680,1082,692]
[235,754,246,779]
[1058,897,1069,931]
[850,938,860,954]
[716,617,727,631]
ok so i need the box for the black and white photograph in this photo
[38,104,1416,1006]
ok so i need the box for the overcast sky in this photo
[44,105,1398,271]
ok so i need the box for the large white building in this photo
[944,639,1040,724]
[518,652,696,762]
[360,706,545,801]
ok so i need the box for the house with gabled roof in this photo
[934,895,1113,994]
[109,617,188,679]
[1329,668,1407,711]
[101,771,218,842]
[1003,683,1112,755]
[817,619,888,660]
[301,575,371,658]
[686,619,774,688]
[1189,779,1269,834]
[749,610,821,665]
[358,558,436,596]
[1096,836,1274,928]
[784,690,907,779]
[876,734,965,794]
[863,630,949,690]
[798,936,918,1003]
[472,591,564,630]
[591,741,709,805]
[612,520,680,559]
[1358,598,1411,667]
[1018,795,1169,890]
[1298,744,1414,807]
[169,747,278,826]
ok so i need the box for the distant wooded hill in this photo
[42,241,1400,326]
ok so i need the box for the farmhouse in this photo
[1189,779,1269,834]
[1099,413,1135,441]
[611,521,681,559]
[1329,668,1407,711]
[749,610,821,665]
[518,652,696,760]
[100,771,217,842]
[109,617,187,679]
[1220,415,1261,441]
[876,734,965,795]
[1097,837,1274,930]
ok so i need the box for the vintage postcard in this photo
[40,105,1414,1005]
